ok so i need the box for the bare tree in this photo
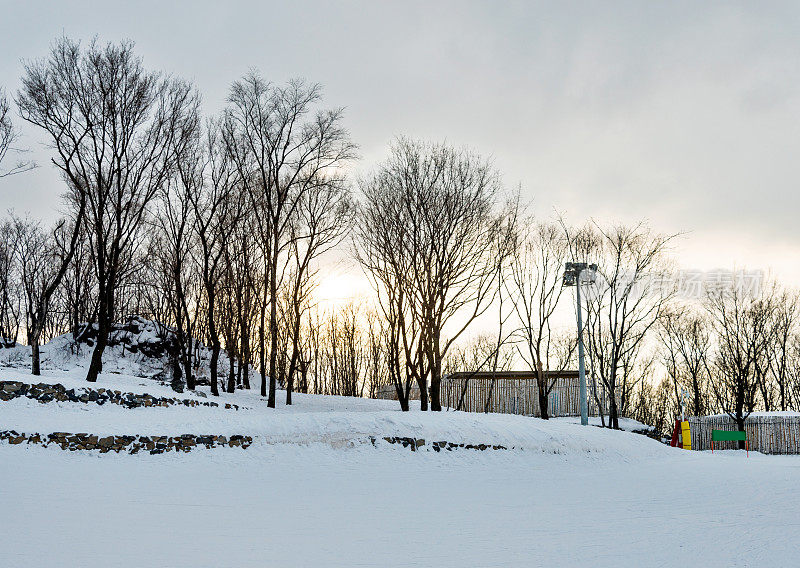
[17,38,199,382]
[229,214,259,391]
[356,138,517,411]
[705,282,774,442]
[355,182,420,411]
[281,178,353,404]
[767,288,799,411]
[571,222,676,429]
[618,344,656,418]
[219,236,241,393]
[657,305,712,417]
[443,331,518,413]
[186,125,243,396]
[56,221,96,342]
[788,334,800,409]
[223,74,356,407]
[11,212,85,374]
[0,89,34,178]
[630,376,674,439]
[152,156,202,390]
[508,220,575,419]
[443,334,516,376]
[298,302,391,399]
[0,219,22,347]
[363,308,390,398]
[217,213,262,395]
[321,303,367,397]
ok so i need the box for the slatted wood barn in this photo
[439,371,613,417]
[375,371,613,418]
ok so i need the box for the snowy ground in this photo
[3,442,798,567]
[1,356,799,566]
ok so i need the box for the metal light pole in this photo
[563,262,597,426]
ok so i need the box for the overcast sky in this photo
[1,1,799,296]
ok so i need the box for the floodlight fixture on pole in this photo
[562,262,597,426]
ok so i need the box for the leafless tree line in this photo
[3,38,354,404]
[541,221,800,434]
[3,36,800,429]
[648,284,800,436]
[295,302,390,398]
[600,276,800,440]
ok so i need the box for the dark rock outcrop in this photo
[73,316,180,360]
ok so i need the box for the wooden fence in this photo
[374,384,421,401]
[439,376,613,418]
[687,415,800,455]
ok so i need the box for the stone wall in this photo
[0,430,252,454]
[0,429,512,455]
[373,436,509,452]
[0,381,242,410]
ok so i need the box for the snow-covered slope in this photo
[0,329,667,456]
[0,364,665,459]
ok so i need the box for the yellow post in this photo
[680,421,691,450]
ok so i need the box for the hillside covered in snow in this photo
[1,337,798,567]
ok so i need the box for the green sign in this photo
[711,429,747,442]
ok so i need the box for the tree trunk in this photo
[175,272,192,390]
[86,306,110,383]
[780,381,786,412]
[210,343,220,396]
[259,303,267,398]
[299,361,308,394]
[429,337,442,411]
[227,350,236,393]
[609,394,619,429]
[286,348,298,405]
[484,377,497,414]
[31,337,41,376]
[86,329,107,382]
[396,387,410,411]
[183,336,195,391]
[267,245,279,408]
[537,381,550,420]
[208,291,220,397]
[418,376,428,411]
[242,327,250,389]
[692,375,702,416]
[429,376,442,412]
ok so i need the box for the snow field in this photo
[1,360,798,567]
[1,441,798,567]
